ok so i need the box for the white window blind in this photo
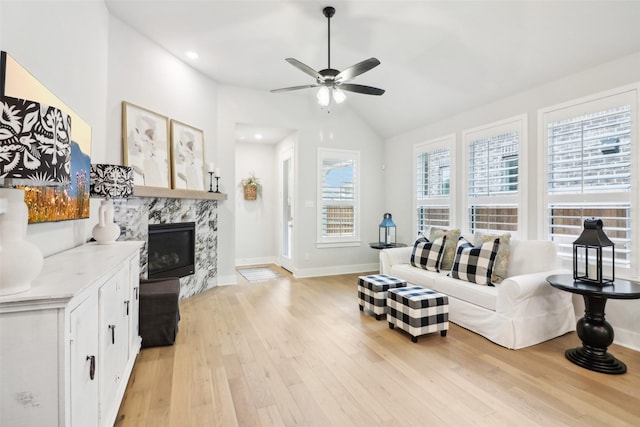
[463,115,525,235]
[468,131,519,197]
[548,204,631,267]
[542,87,637,274]
[414,136,454,234]
[317,149,360,246]
[547,106,631,193]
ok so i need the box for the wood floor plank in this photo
[117,268,640,426]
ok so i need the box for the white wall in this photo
[235,141,277,266]
[216,85,383,284]
[106,16,218,168]
[1,0,110,256]
[383,51,640,351]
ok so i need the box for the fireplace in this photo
[148,222,196,279]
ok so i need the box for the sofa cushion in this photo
[429,228,461,271]
[410,235,446,272]
[387,264,499,311]
[474,232,511,284]
[450,237,500,286]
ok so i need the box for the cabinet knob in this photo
[125,300,130,316]
[134,286,139,300]
[86,355,96,380]
[108,324,116,344]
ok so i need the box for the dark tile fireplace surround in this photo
[113,197,217,299]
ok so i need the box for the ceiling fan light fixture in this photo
[333,87,346,104]
[272,6,384,104]
[317,86,331,107]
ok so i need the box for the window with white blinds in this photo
[414,136,454,234]
[463,115,526,234]
[541,88,637,274]
[317,148,360,246]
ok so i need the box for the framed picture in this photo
[122,101,171,188]
[1,51,91,223]
[170,120,205,191]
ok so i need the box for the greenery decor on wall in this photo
[240,173,262,200]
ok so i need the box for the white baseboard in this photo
[292,262,379,278]
[613,327,640,352]
[235,256,277,267]
[216,274,237,286]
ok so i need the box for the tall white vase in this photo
[92,199,121,244]
[0,188,44,295]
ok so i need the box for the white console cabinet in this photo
[0,241,143,427]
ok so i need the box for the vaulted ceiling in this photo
[105,0,640,139]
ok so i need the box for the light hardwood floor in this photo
[116,268,640,426]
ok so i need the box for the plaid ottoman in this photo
[387,286,449,343]
[358,274,407,320]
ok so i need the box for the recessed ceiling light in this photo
[255,133,263,140]
[185,51,199,60]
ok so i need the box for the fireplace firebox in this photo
[148,222,195,279]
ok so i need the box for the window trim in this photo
[461,114,528,237]
[537,84,639,278]
[316,147,361,248]
[413,134,456,235]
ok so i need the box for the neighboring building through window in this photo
[317,148,360,247]
[414,135,454,234]
[463,115,527,235]
[540,87,637,274]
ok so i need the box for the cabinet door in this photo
[128,254,141,356]
[69,293,99,427]
[98,268,129,421]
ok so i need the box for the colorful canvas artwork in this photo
[0,51,92,223]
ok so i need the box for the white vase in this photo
[0,188,44,295]
[92,199,121,244]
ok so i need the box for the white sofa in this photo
[380,239,576,349]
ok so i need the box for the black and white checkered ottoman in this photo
[387,286,449,342]
[358,274,407,320]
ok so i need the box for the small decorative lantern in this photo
[379,213,396,247]
[573,218,615,286]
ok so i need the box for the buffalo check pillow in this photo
[450,237,500,286]
[410,234,447,272]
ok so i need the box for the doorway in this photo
[279,143,295,272]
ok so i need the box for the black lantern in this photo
[379,213,396,247]
[573,218,615,286]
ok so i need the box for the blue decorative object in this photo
[379,212,396,247]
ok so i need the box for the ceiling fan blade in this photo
[335,58,381,82]
[270,84,319,93]
[339,83,385,96]
[285,58,323,81]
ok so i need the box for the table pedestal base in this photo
[567,294,627,374]
[565,347,626,375]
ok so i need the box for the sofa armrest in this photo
[379,247,413,273]
[496,268,572,314]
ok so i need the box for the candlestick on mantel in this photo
[208,162,215,173]
[208,171,215,192]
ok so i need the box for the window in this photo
[414,135,454,234]
[317,148,360,247]
[541,88,637,274]
[463,115,526,235]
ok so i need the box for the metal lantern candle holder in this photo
[573,218,615,286]
[379,213,396,247]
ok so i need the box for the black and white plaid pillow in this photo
[450,237,500,286]
[410,235,447,272]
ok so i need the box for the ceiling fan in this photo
[271,6,385,107]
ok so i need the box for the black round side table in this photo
[546,274,640,374]
[368,242,407,250]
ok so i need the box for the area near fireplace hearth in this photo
[114,196,218,298]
